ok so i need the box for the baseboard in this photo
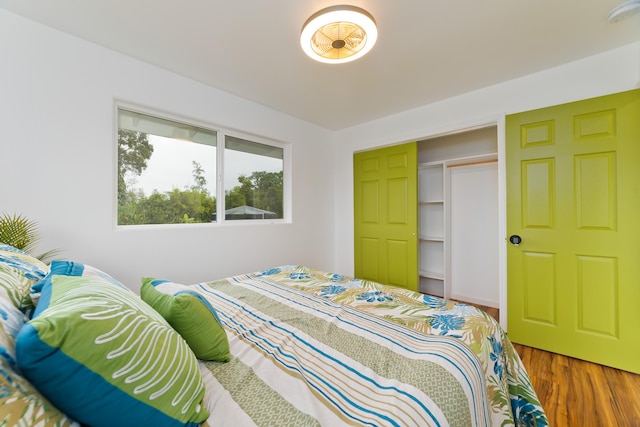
[449,293,499,309]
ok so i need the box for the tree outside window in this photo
[117,108,285,225]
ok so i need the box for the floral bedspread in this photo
[249,265,548,426]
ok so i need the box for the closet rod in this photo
[447,158,498,168]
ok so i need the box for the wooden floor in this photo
[465,302,640,426]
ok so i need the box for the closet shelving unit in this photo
[418,153,498,298]
[418,162,445,297]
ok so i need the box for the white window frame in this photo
[114,101,291,227]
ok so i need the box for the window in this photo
[223,136,284,221]
[116,107,286,226]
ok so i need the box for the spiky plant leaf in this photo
[0,213,61,262]
[0,213,40,253]
[36,248,64,263]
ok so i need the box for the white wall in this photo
[332,41,640,278]
[0,10,335,292]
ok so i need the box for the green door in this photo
[506,89,640,374]
[354,142,418,291]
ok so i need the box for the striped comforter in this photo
[195,266,548,427]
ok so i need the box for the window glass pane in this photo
[224,136,284,221]
[117,108,217,225]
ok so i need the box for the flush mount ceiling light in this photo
[300,5,377,64]
[608,0,640,22]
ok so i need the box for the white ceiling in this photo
[2,0,638,130]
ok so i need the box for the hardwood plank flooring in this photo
[512,343,640,426]
[458,301,640,426]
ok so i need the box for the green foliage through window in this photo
[116,107,285,225]
[118,165,217,225]
[225,171,283,220]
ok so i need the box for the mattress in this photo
[194,265,547,427]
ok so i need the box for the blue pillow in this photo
[17,272,209,427]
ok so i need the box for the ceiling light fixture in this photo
[608,0,640,22]
[300,5,377,64]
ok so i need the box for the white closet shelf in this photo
[419,270,444,280]
[419,235,444,241]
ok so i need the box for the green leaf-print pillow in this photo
[16,275,209,427]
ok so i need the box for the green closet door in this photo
[506,89,640,374]
[354,142,418,292]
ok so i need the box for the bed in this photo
[194,265,547,427]
[0,245,547,426]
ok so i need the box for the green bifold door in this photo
[354,142,418,292]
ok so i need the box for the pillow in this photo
[0,297,79,426]
[31,260,131,317]
[0,243,30,254]
[141,277,230,362]
[0,244,49,313]
[16,274,209,427]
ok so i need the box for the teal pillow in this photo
[16,275,209,427]
[141,277,230,362]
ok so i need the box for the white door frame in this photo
[416,116,508,329]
